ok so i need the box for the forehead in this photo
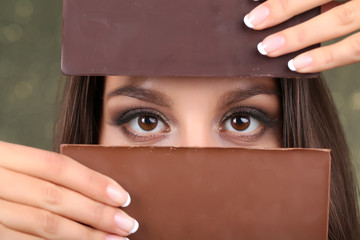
[104,76,278,93]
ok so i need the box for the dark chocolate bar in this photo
[62,0,320,78]
[61,145,330,240]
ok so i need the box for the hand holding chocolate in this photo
[0,141,137,239]
[0,0,359,239]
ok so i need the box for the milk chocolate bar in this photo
[62,0,320,78]
[61,145,330,240]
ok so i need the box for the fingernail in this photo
[288,55,314,71]
[106,235,129,240]
[115,214,139,234]
[121,192,131,208]
[244,5,270,28]
[130,219,139,234]
[257,35,285,55]
[107,185,130,207]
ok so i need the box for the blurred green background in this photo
[0,1,359,187]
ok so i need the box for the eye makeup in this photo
[220,106,281,129]
[219,106,282,143]
[109,107,171,143]
[108,104,281,145]
[101,76,282,147]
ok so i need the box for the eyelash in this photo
[219,107,281,141]
[111,108,171,142]
[111,108,169,126]
[220,107,280,129]
[110,107,281,142]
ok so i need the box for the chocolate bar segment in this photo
[61,145,330,240]
[62,0,320,78]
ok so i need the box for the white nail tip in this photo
[243,15,254,29]
[257,42,268,55]
[288,59,297,71]
[121,192,131,208]
[130,219,139,234]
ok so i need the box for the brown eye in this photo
[138,115,158,131]
[223,115,261,133]
[231,116,250,131]
[128,114,168,133]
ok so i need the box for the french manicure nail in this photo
[115,214,139,234]
[121,192,131,208]
[288,55,314,71]
[107,185,130,206]
[288,59,296,71]
[257,35,285,55]
[130,219,139,234]
[244,5,270,28]
[106,235,129,240]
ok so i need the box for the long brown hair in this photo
[55,76,359,240]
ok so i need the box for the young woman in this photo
[0,0,359,240]
[0,75,358,240]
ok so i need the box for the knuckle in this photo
[295,27,308,44]
[41,182,62,206]
[86,170,109,197]
[352,34,360,59]
[86,171,99,194]
[38,210,59,235]
[41,151,66,176]
[85,227,101,240]
[334,4,357,26]
[0,223,46,240]
[278,0,291,12]
[324,48,336,65]
[0,224,15,239]
[92,202,111,223]
[0,224,6,238]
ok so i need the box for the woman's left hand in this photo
[243,0,360,73]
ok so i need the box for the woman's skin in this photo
[0,77,281,239]
[0,140,134,240]
[100,76,282,148]
[245,0,360,72]
[1,0,360,238]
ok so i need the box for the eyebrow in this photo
[106,84,172,107]
[219,85,280,107]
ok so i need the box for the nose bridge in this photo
[176,111,218,147]
[180,126,210,147]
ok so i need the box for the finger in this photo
[256,0,360,57]
[244,0,331,30]
[0,167,139,236]
[0,198,128,240]
[287,31,360,73]
[0,141,130,207]
[0,224,44,240]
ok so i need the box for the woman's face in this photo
[99,76,282,148]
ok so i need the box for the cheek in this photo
[258,128,282,148]
[98,111,127,145]
[98,121,113,145]
[99,124,129,145]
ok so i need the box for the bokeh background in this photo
[0,1,359,187]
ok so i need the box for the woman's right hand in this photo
[0,141,138,240]
[243,0,360,73]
